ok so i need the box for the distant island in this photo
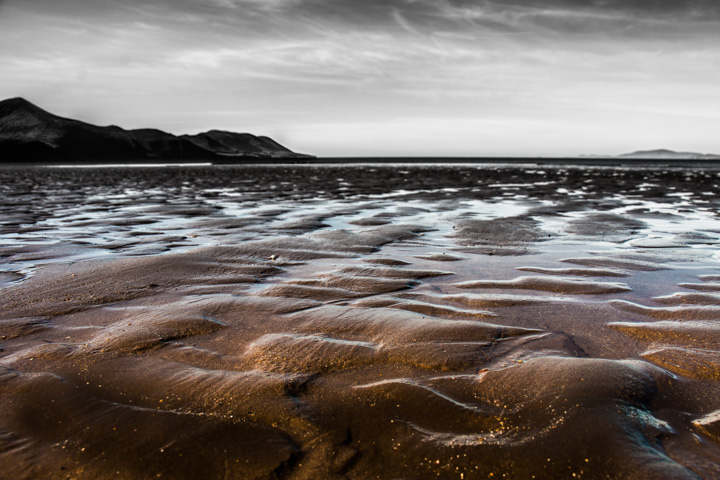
[617,149,720,160]
[580,149,720,160]
[0,97,313,163]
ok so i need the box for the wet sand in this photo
[1,164,720,479]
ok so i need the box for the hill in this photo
[0,98,310,163]
[618,149,720,160]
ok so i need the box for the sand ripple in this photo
[453,276,632,295]
[610,321,720,348]
[611,300,720,320]
[2,165,720,478]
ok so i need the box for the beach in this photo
[1,163,720,479]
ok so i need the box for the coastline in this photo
[4,156,720,168]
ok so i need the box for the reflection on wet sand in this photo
[1,164,720,479]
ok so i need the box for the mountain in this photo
[618,149,720,160]
[0,97,310,163]
[181,130,298,158]
[0,98,150,161]
[129,128,215,159]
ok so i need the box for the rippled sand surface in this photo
[2,164,720,479]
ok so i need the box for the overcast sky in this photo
[1,0,719,156]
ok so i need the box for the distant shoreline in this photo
[3,156,720,168]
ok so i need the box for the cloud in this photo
[391,8,421,35]
[415,0,720,39]
[1,0,719,156]
[216,0,302,10]
[9,0,717,46]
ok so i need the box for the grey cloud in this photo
[416,0,720,37]
[13,0,718,41]
[436,0,719,15]
[216,0,720,45]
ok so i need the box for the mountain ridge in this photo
[0,97,311,163]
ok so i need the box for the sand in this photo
[1,164,720,479]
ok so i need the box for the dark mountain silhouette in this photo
[0,98,149,161]
[181,130,296,157]
[0,97,310,163]
[129,129,215,159]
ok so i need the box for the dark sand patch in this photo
[259,284,363,301]
[290,306,538,344]
[291,275,414,295]
[271,215,330,232]
[0,318,49,340]
[610,321,720,349]
[338,265,454,279]
[0,248,283,318]
[627,237,687,249]
[611,300,720,320]
[652,292,720,306]
[244,333,379,373]
[700,275,720,282]
[80,310,227,356]
[351,295,497,318]
[89,358,313,427]
[565,213,646,241]
[452,216,548,255]
[222,225,427,263]
[561,256,669,271]
[0,244,94,263]
[0,271,24,287]
[348,217,393,226]
[453,276,632,295]
[195,294,320,315]
[694,411,720,443]
[678,282,720,292]
[401,292,577,308]
[228,241,353,262]
[642,347,720,380]
[311,224,428,251]
[623,207,683,219]
[182,216,265,230]
[517,266,630,277]
[414,252,464,262]
[363,257,412,266]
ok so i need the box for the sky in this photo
[1,0,719,157]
